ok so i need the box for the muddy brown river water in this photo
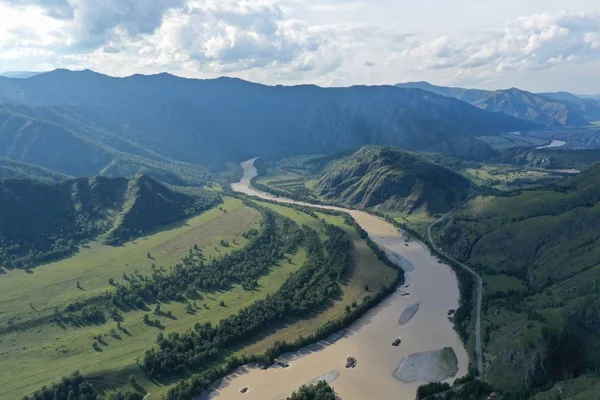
[211,159,469,400]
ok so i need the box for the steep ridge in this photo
[316,145,472,213]
[398,81,591,127]
[433,164,600,393]
[0,70,532,177]
[0,175,220,269]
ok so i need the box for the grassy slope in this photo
[0,197,271,398]
[464,165,568,191]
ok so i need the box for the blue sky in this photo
[1,0,599,93]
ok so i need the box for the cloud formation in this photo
[0,1,599,91]
[403,12,600,73]
[152,1,329,72]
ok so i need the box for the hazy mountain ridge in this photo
[316,145,472,213]
[0,174,220,269]
[397,81,594,127]
[0,104,211,185]
[0,70,532,180]
[0,71,43,79]
[538,91,600,122]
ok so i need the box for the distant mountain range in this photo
[397,81,600,126]
[0,69,532,182]
[316,145,472,214]
[579,94,600,102]
[0,71,44,79]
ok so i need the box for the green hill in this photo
[433,164,600,395]
[316,146,472,213]
[0,175,220,269]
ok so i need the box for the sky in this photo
[0,0,599,93]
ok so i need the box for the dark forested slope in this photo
[434,164,600,394]
[316,145,472,213]
[0,158,71,182]
[0,175,219,268]
[0,105,211,185]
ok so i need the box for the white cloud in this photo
[308,2,365,12]
[141,0,338,76]
[0,1,599,92]
[402,11,600,74]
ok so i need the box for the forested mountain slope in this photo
[0,175,219,269]
[0,105,211,185]
[0,70,532,179]
[316,145,472,213]
[433,164,600,395]
[0,158,71,182]
[398,81,591,127]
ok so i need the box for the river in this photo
[536,139,567,149]
[214,158,468,400]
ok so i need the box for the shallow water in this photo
[217,159,469,400]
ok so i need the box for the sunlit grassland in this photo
[386,207,435,237]
[0,197,258,327]
[464,165,564,190]
[0,197,281,398]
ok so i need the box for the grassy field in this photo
[387,207,436,237]
[255,155,324,200]
[464,165,566,190]
[0,197,277,399]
